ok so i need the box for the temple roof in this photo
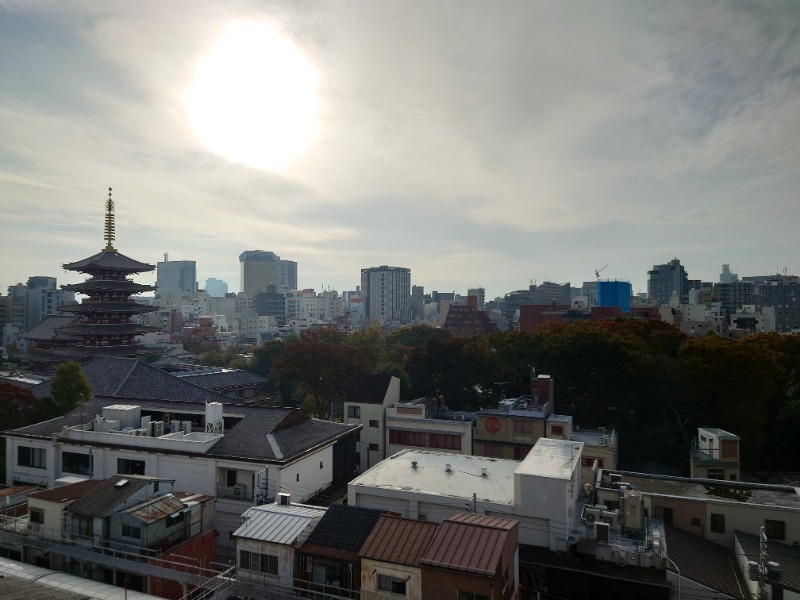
[62,280,155,294]
[61,301,158,314]
[58,323,156,336]
[63,249,155,274]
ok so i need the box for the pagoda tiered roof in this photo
[62,279,155,294]
[58,323,156,336]
[61,301,158,314]
[62,249,155,274]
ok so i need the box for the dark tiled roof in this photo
[736,529,800,592]
[301,504,384,562]
[175,369,265,390]
[8,397,360,465]
[31,356,234,404]
[68,475,155,517]
[359,514,438,566]
[421,513,517,576]
[28,479,104,503]
[63,249,155,273]
[18,315,81,341]
[666,527,747,598]
[346,374,392,405]
[207,408,359,462]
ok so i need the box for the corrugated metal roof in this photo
[126,494,187,524]
[359,515,438,566]
[233,504,326,545]
[420,513,517,576]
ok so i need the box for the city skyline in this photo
[1,2,798,300]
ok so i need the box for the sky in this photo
[1,1,799,301]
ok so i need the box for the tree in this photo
[50,361,93,415]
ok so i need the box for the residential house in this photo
[359,514,438,600]
[690,427,741,481]
[232,495,325,590]
[420,513,519,600]
[298,504,385,598]
[344,374,400,473]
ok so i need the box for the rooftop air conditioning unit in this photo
[135,429,147,436]
[602,512,619,528]
[584,507,601,524]
[170,421,180,433]
[121,428,136,435]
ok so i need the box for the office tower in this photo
[467,287,486,310]
[156,259,197,297]
[647,259,689,306]
[361,266,411,323]
[205,277,229,298]
[240,251,298,297]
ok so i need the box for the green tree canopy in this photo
[50,361,93,415]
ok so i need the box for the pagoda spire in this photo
[104,187,117,252]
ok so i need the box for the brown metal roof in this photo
[359,515,439,566]
[0,485,40,498]
[28,480,103,503]
[420,513,517,576]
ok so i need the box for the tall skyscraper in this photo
[647,259,689,306]
[240,251,298,297]
[361,265,411,323]
[156,259,197,297]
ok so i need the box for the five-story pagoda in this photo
[56,188,158,359]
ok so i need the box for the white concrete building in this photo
[344,375,400,473]
[5,399,360,538]
[347,437,583,551]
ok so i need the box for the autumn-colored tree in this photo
[272,336,374,419]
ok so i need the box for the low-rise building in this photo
[385,398,474,456]
[690,427,740,481]
[344,374,400,473]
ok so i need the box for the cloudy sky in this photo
[1,1,798,300]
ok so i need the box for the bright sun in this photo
[185,19,320,172]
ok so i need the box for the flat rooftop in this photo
[602,470,800,509]
[515,438,583,480]
[350,449,518,505]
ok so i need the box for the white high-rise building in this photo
[360,266,411,324]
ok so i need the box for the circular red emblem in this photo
[485,417,501,433]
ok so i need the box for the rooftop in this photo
[359,514,439,566]
[515,438,583,480]
[233,503,326,545]
[350,449,518,505]
[28,480,104,504]
[600,470,800,509]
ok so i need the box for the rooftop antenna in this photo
[104,187,117,253]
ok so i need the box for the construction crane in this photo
[595,264,608,281]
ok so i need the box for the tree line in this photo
[228,320,800,474]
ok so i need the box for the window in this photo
[18,447,46,469]
[378,574,407,595]
[691,518,701,527]
[550,424,564,436]
[458,592,490,600]
[389,430,426,447]
[73,516,92,537]
[29,509,44,524]
[62,452,92,475]
[240,550,278,575]
[312,561,341,587]
[710,513,725,534]
[429,433,462,451]
[369,443,379,451]
[369,420,379,428]
[117,458,145,476]
[581,456,604,468]
[121,524,142,539]
[514,446,530,460]
[347,406,360,418]
[514,420,533,434]
[707,468,725,480]
[227,470,237,487]
[765,519,785,541]
[483,443,504,458]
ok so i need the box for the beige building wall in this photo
[361,559,422,600]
